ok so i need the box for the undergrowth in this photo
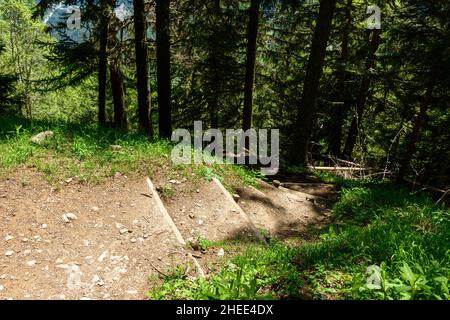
[0,115,261,187]
[149,180,450,300]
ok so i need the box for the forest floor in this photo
[1,116,448,300]
[0,165,336,300]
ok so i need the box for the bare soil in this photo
[0,168,188,300]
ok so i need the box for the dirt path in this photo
[0,168,338,300]
[0,169,188,300]
[236,180,333,239]
[159,174,336,243]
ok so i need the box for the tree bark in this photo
[156,0,172,139]
[242,0,260,132]
[397,84,434,182]
[291,0,337,165]
[343,28,381,158]
[328,0,352,157]
[133,0,152,137]
[208,0,221,129]
[109,64,127,130]
[97,1,109,127]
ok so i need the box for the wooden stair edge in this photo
[146,177,205,278]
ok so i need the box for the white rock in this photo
[126,290,138,295]
[62,214,70,223]
[92,206,99,212]
[65,213,78,220]
[30,131,54,145]
[27,260,37,267]
[91,275,100,283]
[119,229,128,235]
[5,251,13,257]
[41,224,47,229]
[97,251,108,262]
[0,285,5,291]
[198,219,204,225]
[217,248,225,256]
[4,235,14,241]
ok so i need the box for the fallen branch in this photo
[309,166,373,171]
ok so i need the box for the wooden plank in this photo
[309,166,373,171]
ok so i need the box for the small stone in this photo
[217,248,225,256]
[5,251,14,257]
[196,189,200,193]
[97,251,108,262]
[110,145,122,152]
[92,206,99,212]
[232,194,240,202]
[126,290,138,295]
[5,235,14,241]
[130,238,137,243]
[0,285,4,291]
[119,229,128,235]
[66,178,73,184]
[41,224,47,229]
[30,131,54,145]
[65,213,78,220]
[27,260,37,267]
[198,219,204,225]
[188,214,195,219]
[273,180,281,188]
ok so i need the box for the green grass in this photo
[0,115,262,187]
[149,180,450,300]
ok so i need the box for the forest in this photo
[0,0,449,301]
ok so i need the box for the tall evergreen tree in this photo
[156,0,172,138]
[133,0,152,136]
[291,0,337,165]
[242,0,260,132]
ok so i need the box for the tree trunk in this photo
[328,0,352,157]
[242,0,260,132]
[343,28,381,158]
[156,0,172,139]
[109,64,127,130]
[97,1,109,127]
[291,0,337,165]
[397,84,434,182]
[208,0,221,129]
[133,0,152,137]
